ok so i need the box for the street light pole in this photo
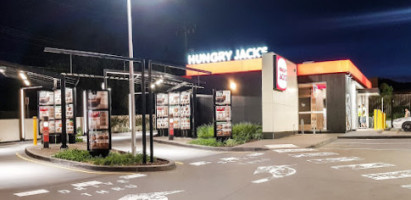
[127,0,136,156]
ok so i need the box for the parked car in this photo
[393,117,411,132]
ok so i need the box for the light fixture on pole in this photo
[127,0,137,156]
[19,71,31,86]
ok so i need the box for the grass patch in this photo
[190,122,262,147]
[54,149,155,166]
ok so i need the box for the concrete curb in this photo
[25,147,176,172]
[306,137,338,148]
[338,135,411,139]
[153,138,269,152]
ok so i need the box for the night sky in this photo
[1,0,411,81]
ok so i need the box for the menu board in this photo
[88,111,109,130]
[214,90,232,139]
[180,92,190,105]
[66,119,74,134]
[215,90,231,105]
[180,105,190,117]
[169,106,180,118]
[39,106,55,120]
[39,91,54,105]
[216,106,231,121]
[169,93,180,105]
[39,121,55,134]
[87,90,111,152]
[55,120,63,133]
[54,89,73,104]
[216,122,232,137]
[157,118,169,129]
[180,117,191,130]
[156,93,168,105]
[155,91,192,132]
[88,91,109,110]
[171,117,180,129]
[156,106,168,118]
[38,89,77,139]
[55,120,74,134]
[89,130,109,149]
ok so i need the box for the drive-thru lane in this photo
[2,137,411,200]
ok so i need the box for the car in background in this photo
[393,117,411,132]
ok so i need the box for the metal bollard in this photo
[33,116,37,145]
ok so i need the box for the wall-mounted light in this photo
[151,84,155,89]
[229,81,237,91]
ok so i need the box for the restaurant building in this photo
[186,47,373,138]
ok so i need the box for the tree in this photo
[380,83,394,125]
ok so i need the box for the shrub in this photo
[232,122,262,143]
[54,149,92,162]
[191,122,262,147]
[197,124,214,139]
[53,149,154,166]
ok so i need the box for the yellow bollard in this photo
[383,113,386,129]
[33,116,37,145]
[379,110,383,130]
[374,109,377,130]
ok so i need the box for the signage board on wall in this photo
[274,55,288,91]
[187,46,268,65]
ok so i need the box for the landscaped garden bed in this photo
[53,149,167,166]
[189,122,262,147]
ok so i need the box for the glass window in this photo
[298,83,327,131]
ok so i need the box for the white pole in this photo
[127,0,136,156]
[20,89,25,140]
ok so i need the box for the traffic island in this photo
[25,144,175,172]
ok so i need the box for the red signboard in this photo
[274,55,288,91]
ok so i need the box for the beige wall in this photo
[0,117,83,142]
[0,118,38,142]
[262,52,299,136]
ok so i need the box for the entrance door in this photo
[298,83,327,132]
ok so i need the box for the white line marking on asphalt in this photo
[118,190,184,200]
[72,181,103,188]
[321,147,411,152]
[218,157,240,164]
[273,148,317,153]
[265,144,298,149]
[252,165,296,183]
[332,163,395,170]
[401,184,411,189]
[289,152,339,158]
[120,174,147,179]
[246,158,271,164]
[307,157,363,164]
[190,161,212,166]
[247,153,265,157]
[14,189,49,197]
[362,170,411,180]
